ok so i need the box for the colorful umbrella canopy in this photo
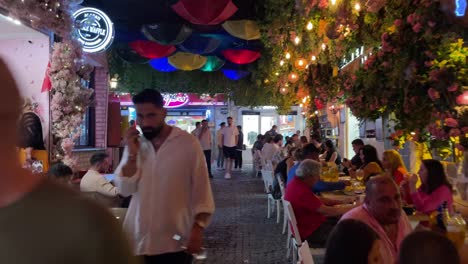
[200,56,225,72]
[168,52,207,71]
[172,0,238,25]
[178,35,222,54]
[141,23,193,45]
[149,57,178,72]
[222,20,261,40]
[115,44,150,64]
[222,49,261,64]
[222,69,250,80]
[129,40,176,59]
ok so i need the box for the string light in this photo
[321,43,326,50]
[275,72,279,76]
[330,0,336,5]
[311,55,317,61]
[354,2,361,11]
[294,36,300,45]
[280,60,285,66]
[285,52,291,59]
[306,21,313,31]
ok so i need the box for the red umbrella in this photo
[222,49,261,64]
[172,0,238,25]
[129,40,176,59]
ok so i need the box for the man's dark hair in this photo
[351,138,364,146]
[48,162,73,179]
[90,152,109,167]
[302,143,321,157]
[132,89,164,108]
[237,125,242,129]
[399,231,460,264]
[227,116,233,120]
[220,122,226,126]
[195,122,201,126]
[273,134,283,143]
[202,119,208,123]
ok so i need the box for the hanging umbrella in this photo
[172,0,238,25]
[222,49,261,64]
[168,52,207,71]
[149,57,178,72]
[200,56,225,72]
[141,23,192,45]
[222,69,250,80]
[129,40,176,59]
[222,20,261,40]
[115,44,150,64]
[178,35,222,54]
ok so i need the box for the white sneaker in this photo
[224,173,231,179]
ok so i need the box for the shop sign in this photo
[73,7,114,53]
[163,93,190,108]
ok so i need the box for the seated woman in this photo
[355,145,383,182]
[284,160,357,247]
[47,162,73,185]
[382,150,408,185]
[408,159,453,214]
[324,219,385,264]
[322,139,342,166]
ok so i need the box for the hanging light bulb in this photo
[354,2,361,11]
[321,43,326,50]
[285,52,291,59]
[280,60,285,66]
[279,87,289,95]
[330,0,336,5]
[306,21,313,31]
[294,36,300,45]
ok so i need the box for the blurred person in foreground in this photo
[399,231,460,264]
[115,89,215,264]
[324,219,384,264]
[341,175,412,263]
[0,59,137,264]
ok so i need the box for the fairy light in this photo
[275,72,279,76]
[280,60,285,66]
[354,3,361,11]
[330,0,337,5]
[285,52,291,59]
[294,36,300,45]
[321,43,326,50]
[306,21,313,31]
[311,55,317,61]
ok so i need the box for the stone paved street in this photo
[203,165,288,264]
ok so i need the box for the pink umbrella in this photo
[129,40,176,59]
[222,49,261,64]
[172,0,238,25]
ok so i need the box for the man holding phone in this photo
[115,89,215,264]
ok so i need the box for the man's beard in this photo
[142,125,163,140]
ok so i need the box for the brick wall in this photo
[94,67,108,148]
[73,149,107,172]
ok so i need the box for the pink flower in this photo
[394,19,403,27]
[318,0,328,9]
[412,23,422,33]
[428,21,436,27]
[382,61,390,68]
[447,84,458,92]
[407,13,416,24]
[381,33,389,41]
[427,88,440,101]
[429,70,440,81]
[449,128,461,137]
[445,118,459,128]
[462,127,468,133]
[424,61,433,67]
[456,91,468,105]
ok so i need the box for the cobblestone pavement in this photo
[203,165,288,264]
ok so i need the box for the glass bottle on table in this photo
[356,169,364,182]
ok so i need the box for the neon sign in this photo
[455,0,467,16]
[162,93,190,108]
[73,7,114,53]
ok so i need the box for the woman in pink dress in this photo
[408,159,453,214]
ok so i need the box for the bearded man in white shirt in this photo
[80,152,121,207]
[115,89,215,264]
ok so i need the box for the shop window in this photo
[75,71,95,148]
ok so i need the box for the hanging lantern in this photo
[279,87,289,95]
[288,72,299,83]
[294,58,307,71]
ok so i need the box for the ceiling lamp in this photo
[294,58,307,71]
[222,69,250,80]
[222,20,260,40]
[129,40,176,59]
[141,23,192,45]
[149,57,178,72]
[172,0,238,25]
[168,52,207,71]
[222,49,261,64]
[279,87,289,95]
[178,35,222,54]
[200,56,225,72]
[288,72,299,83]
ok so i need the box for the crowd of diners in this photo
[252,131,463,263]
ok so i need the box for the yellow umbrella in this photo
[222,20,261,40]
[168,52,207,71]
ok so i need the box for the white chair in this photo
[262,169,281,222]
[254,150,263,177]
[284,200,302,263]
[297,241,315,264]
[276,174,288,234]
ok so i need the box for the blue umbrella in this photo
[222,69,250,80]
[149,57,178,72]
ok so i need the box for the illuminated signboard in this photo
[162,93,190,108]
[73,7,114,53]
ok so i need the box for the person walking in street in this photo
[221,116,239,179]
[0,59,137,264]
[234,125,244,171]
[195,119,213,178]
[216,122,226,170]
[115,89,215,264]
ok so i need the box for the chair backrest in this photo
[298,241,315,264]
[276,174,286,197]
[284,200,302,244]
[262,169,274,193]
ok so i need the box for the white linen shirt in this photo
[80,169,119,197]
[195,128,212,151]
[221,126,239,147]
[261,142,279,161]
[114,127,215,256]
